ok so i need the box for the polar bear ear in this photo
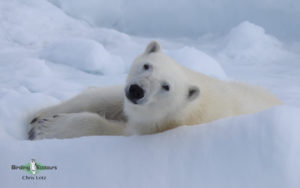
[145,41,161,54]
[187,86,200,101]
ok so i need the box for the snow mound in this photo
[220,21,292,64]
[167,47,227,80]
[0,0,90,47]
[40,38,126,75]
[1,106,300,188]
[213,21,300,107]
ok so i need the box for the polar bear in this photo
[28,41,282,140]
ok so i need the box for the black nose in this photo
[126,84,144,104]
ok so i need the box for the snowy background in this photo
[0,0,300,187]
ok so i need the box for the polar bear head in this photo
[124,41,200,125]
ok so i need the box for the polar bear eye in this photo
[161,83,170,91]
[143,63,153,71]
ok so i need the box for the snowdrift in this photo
[1,106,300,188]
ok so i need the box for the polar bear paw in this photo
[28,114,62,140]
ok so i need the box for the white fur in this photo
[28,41,282,140]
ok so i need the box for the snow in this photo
[220,21,290,64]
[0,0,300,187]
[48,0,300,41]
[40,38,126,75]
[166,47,228,80]
[1,106,300,188]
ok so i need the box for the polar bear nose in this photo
[126,84,145,104]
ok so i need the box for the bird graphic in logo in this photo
[30,159,37,175]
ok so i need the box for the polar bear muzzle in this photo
[125,84,145,104]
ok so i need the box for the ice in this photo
[218,21,297,65]
[40,38,126,75]
[0,0,300,187]
[0,0,91,47]
[48,0,300,41]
